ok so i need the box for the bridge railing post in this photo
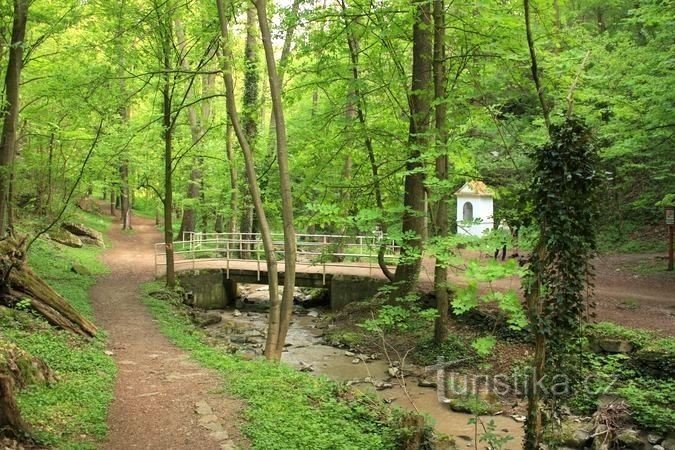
[256,235,261,281]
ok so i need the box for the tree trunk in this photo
[117,1,132,231]
[175,20,206,240]
[0,0,28,237]
[216,0,282,361]
[0,239,97,337]
[119,162,131,229]
[225,120,237,234]
[0,376,27,439]
[255,0,298,359]
[391,0,432,300]
[339,0,394,281]
[265,0,301,156]
[161,19,175,289]
[432,0,449,344]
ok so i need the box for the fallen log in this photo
[1,238,97,338]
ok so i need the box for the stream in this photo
[211,284,525,449]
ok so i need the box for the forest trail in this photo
[90,212,244,450]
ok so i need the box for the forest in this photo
[0,0,673,449]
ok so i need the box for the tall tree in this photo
[175,19,207,239]
[390,0,432,299]
[216,0,283,361]
[0,0,28,237]
[255,0,298,358]
[432,0,449,343]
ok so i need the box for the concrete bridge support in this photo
[176,269,389,310]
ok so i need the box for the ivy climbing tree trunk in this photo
[391,0,432,300]
[255,0,298,359]
[0,0,28,237]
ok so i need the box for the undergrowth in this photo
[0,210,115,449]
[141,282,424,449]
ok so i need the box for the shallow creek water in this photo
[218,286,524,449]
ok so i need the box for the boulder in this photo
[631,343,675,379]
[61,222,104,247]
[616,429,643,450]
[596,338,633,354]
[662,437,675,450]
[71,264,92,276]
[0,340,56,389]
[553,420,591,449]
[49,229,83,248]
[191,311,222,327]
[648,434,664,445]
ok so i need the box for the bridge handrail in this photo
[154,233,400,280]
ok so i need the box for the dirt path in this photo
[90,213,245,450]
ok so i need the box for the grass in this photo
[141,282,423,449]
[0,210,116,449]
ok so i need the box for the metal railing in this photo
[154,232,400,283]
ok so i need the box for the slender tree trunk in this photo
[109,188,115,216]
[117,0,132,231]
[524,0,551,132]
[46,132,55,213]
[225,120,238,234]
[0,0,28,237]
[523,2,550,447]
[119,162,131,229]
[175,20,206,240]
[339,0,394,280]
[391,0,432,300]
[265,0,301,156]
[432,0,449,344]
[216,0,282,361]
[161,18,175,289]
[255,0,298,358]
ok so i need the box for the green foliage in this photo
[586,322,654,348]
[618,379,675,433]
[469,418,514,450]
[360,293,437,334]
[414,334,472,366]
[142,282,417,449]
[1,215,115,448]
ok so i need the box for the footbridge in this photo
[154,232,400,309]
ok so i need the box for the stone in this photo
[662,437,675,450]
[653,446,665,450]
[71,263,92,276]
[388,367,400,377]
[510,415,526,423]
[299,361,314,372]
[61,222,104,246]
[352,358,361,364]
[616,430,643,450]
[195,401,213,415]
[233,309,242,317]
[49,229,83,248]
[418,378,437,388]
[192,311,222,327]
[596,338,633,353]
[210,431,230,441]
[307,309,319,318]
[344,351,356,357]
[565,429,591,448]
[374,381,393,390]
[648,434,664,445]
